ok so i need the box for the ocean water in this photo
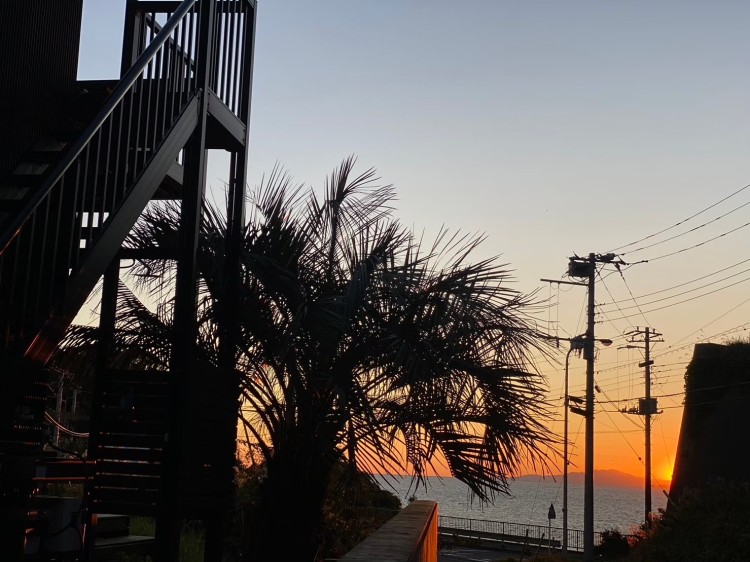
[378,476,668,535]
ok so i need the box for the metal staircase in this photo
[0,1,203,365]
[0,1,256,559]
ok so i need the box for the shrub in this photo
[231,461,401,560]
[595,527,630,559]
[630,480,750,562]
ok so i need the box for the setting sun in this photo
[659,463,674,486]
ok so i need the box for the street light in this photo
[562,334,612,555]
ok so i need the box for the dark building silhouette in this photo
[669,342,750,501]
[0,2,84,178]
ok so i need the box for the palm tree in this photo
[57,157,554,561]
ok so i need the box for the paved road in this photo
[439,546,581,562]
[439,546,524,562]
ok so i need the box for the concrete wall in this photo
[670,342,750,500]
[340,500,438,562]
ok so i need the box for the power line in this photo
[639,221,750,263]
[590,322,750,377]
[601,276,750,320]
[596,307,629,341]
[597,406,647,470]
[616,268,650,325]
[594,428,644,434]
[597,271,635,330]
[597,403,671,495]
[655,298,750,351]
[591,378,750,406]
[660,394,750,409]
[599,259,750,306]
[608,182,750,253]
[618,199,750,256]
[594,376,684,398]
[553,361,684,398]
[597,385,644,431]
[597,270,750,318]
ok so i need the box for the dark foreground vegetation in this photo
[90,462,400,562]
[628,480,750,562]
[529,480,750,562]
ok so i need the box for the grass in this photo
[111,517,205,562]
[129,516,156,537]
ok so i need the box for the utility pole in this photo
[567,253,596,562]
[625,326,663,529]
[584,254,596,562]
[567,252,622,562]
[644,327,653,528]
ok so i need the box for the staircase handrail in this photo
[0,0,198,255]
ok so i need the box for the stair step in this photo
[33,139,68,152]
[12,162,49,175]
[95,513,130,538]
[3,173,45,189]
[51,123,87,143]
[23,150,65,164]
[94,534,155,560]
[0,186,31,200]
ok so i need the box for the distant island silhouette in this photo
[388,469,665,489]
[517,469,655,489]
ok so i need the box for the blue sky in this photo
[79,0,750,475]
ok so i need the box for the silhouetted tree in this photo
[58,157,554,561]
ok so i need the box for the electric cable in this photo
[546,322,749,396]
[600,258,750,304]
[608,182,750,253]
[596,271,635,330]
[596,307,629,342]
[618,200,750,256]
[660,394,750,409]
[593,376,750,406]
[599,272,750,313]
[601,277,750,320]
[656,299,750,352]
[616,268,650,325]
[597,386,644,431]
[597,405,670,494]
[638,221,750,263]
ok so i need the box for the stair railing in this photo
[0,0,199,349]
[130,0,254,122]
[127,3,198,90]
[209,0,255,119]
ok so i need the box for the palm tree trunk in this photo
[250,433,336,561]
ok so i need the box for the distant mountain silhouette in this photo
[518,469,647,488]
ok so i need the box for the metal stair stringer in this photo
[27,92,201,364]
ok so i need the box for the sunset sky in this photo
[80,1,750,485]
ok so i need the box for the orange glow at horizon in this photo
[658,461,675,486]
[235,386,682,489]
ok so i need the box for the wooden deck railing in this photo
[339,500,438,562]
